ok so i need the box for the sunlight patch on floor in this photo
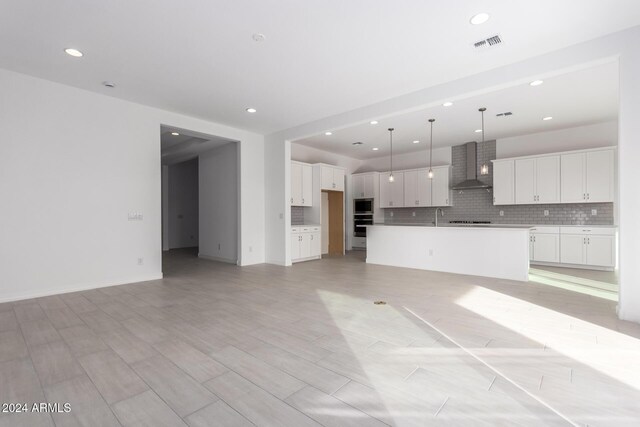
[529,269,618,301]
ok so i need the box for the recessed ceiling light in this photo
[370,120,378,125]
[443,102,453,107]
[413,140,420,144]
[530,80,544,86]
[543,116,553,121]
[470,13,490,25]
[252,33,266,42]
[475,129,482,133]
[246,107,257,113]
[64,48,83,57]
[325,131,333,136]
[171,132,180,136]
[372,147,379,151]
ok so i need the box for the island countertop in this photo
[365,224,530,281]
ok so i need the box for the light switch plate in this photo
[591,209,597,216]
[390,211,394,217]
[412,211,416,217]
[499,210,504,216]
[544,210,549,216]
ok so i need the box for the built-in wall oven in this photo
[354,199,374,238]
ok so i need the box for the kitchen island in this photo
[365,224,532,281]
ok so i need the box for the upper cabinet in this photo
[291,161,312,206]
[321,165,345,191]
[431,166,452,207]
[352,173,377,199]
[492,160,514,205]
[497,147,615,206]
[403,169,431,207]
[561,149,614,203]
[379,172,404,208]
[514,155,560,204]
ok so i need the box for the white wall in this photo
[291,143,362,173]
[497,121,618,158]
[199,143,238,263]
[0,68,264,302]
[355,146,451,173]
[168,159,199,249]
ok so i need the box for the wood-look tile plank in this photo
[210,345,306,400]
[77,349,148,404]
[131,355,217,417]
[44,375,120,427]
[29,341,85,386]
[58,325,109,357]
[100,329,158,364]
[185,400,253,427]
[0,310,19,332]
[112,390,187,427]
[43,307,84,329]
[19,319,61,347]
[0,330,29,363]
[14,303,47,323]
[204,371,320,427]
[153,338,228,382]
[286,386,388,427]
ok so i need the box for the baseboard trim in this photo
[531,261,615,271]
[0,273,164,304]
[198,253,238,265]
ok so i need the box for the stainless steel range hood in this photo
[451,142,492,190]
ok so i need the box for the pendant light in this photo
[427,119,435,179]
[388,128,395,182]
[479,107,489,175]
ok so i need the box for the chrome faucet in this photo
[434,208,444,227]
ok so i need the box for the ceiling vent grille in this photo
[496,111,513,117]
[473,34,503,50]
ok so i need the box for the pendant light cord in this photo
[428,119,435,172]
[388,128,394,176]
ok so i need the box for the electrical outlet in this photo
[499,210,504,216]
[279,213,283,219]
[412,211,416,217]
[428,249,434,256]
[249,246,253,252]
[128,212,143,221]
[544,210,549,216]
[390,211,394,217]
[137,258,143,265]
[591,209,598,216]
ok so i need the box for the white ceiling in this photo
[294,62,619,159]
[0,1,637,134]
[161,127,234,165]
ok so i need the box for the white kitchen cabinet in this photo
[403,169,432,207]
[492,160,514,205]
[352,173,376,199]
[529,227,560,263]
[559,227,616,268]
[321,165,345,191]
[431,166,452,207]
[291,226,322,263]
[379,172,404,208]
[562,149,614,203]
[291,161,312,206]
[515,155,560,204]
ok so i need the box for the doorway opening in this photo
[160,126,240,273]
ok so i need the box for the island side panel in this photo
[366,226,530,281]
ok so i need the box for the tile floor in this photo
[1,249,639,426]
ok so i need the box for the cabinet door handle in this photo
[587,237,590,244]
[587,193,590,200]
[291,198,293,203]
[311,235,313,240]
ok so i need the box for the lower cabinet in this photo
[291,226,322,263]
[560,227,616,268]
[530,227,560,263]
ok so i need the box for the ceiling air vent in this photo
[473,34,503,50]
[496,112,513,117]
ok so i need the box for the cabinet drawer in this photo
[560,227,616,236]
[530,226,560,234]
